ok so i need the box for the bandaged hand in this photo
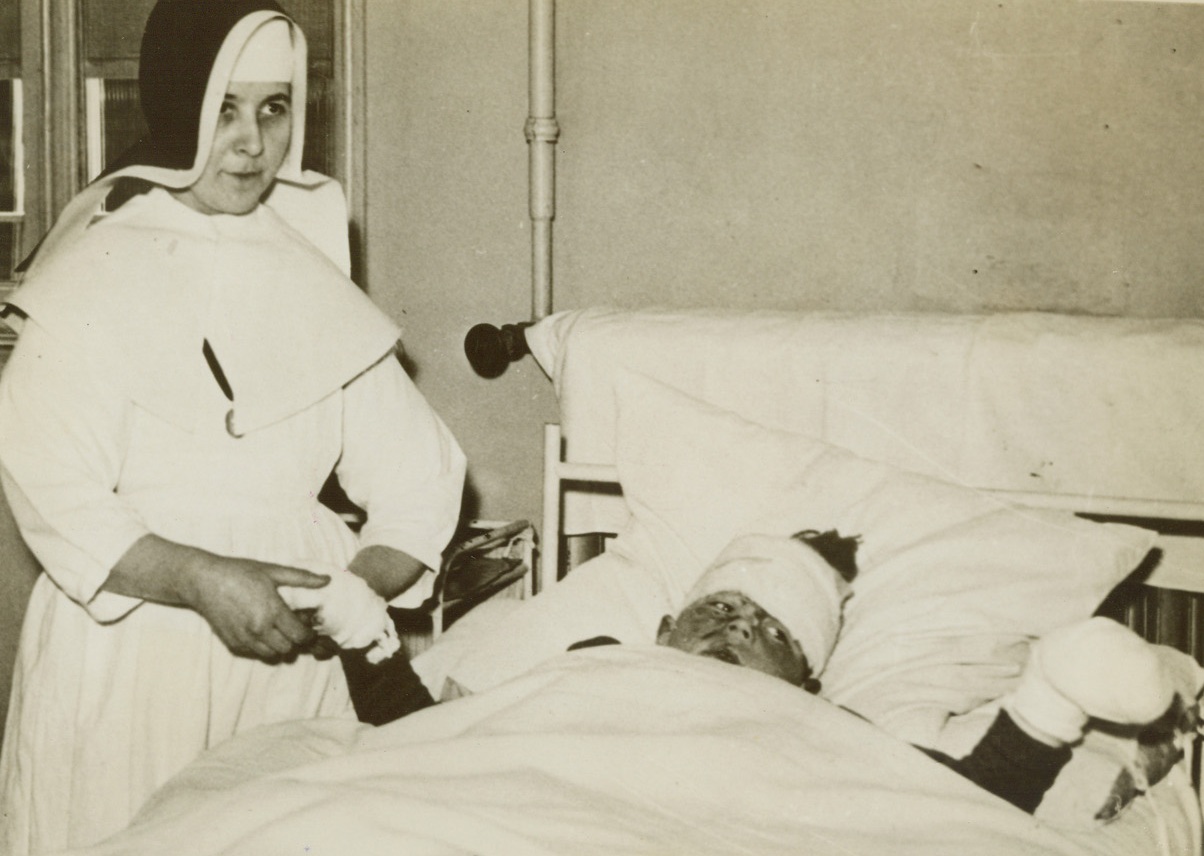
[278,561,401,664]
[1154,644,1204,733]
[1006,617,1193,746]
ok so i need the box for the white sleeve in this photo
[0,321,148,621]
[337,354,467,606]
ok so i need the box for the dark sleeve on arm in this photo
[342,634,620,726]
[567,635,622,650]
[340,647,437,726]
[921,710,1072,814]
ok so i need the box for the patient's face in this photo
[656,591,810,686]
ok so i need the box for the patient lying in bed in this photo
[341,530,1200,817]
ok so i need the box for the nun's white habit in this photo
[0,4,465,852]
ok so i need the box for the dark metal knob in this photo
[464,322,532,378]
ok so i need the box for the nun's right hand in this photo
[185,557,330,661]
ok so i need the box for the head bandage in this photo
[230,18,294,83]
[686,534,851,674]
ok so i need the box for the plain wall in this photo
[362,0,1204,531]
[363,0,560,528]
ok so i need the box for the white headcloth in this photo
[230,18,295,83]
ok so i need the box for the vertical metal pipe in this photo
[335,0,369,285]
[540,423,563,594]
[526,0,558,319]
[44,0,82,224]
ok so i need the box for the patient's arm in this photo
[341,641,437,725]
[104,533,327,661]
[922,711,1070,814]
[926,617,1198,815]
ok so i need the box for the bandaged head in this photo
[686,533,851,674]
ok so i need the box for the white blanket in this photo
[55,646,1181,856]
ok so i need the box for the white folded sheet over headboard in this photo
[529,307,1204,502]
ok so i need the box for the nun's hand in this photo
[105,535,331,661]
[184,557,330,661]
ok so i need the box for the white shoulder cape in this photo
[5,188,400,435]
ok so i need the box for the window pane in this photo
[0,0,17,73]
[0,80,14,211]
[305,75,334,177]
[286,0,334,67]
[101,79,144,172]
[83,0,155,67]
[291,0,337,179]
[0,2,20,281]
[0,222,15,279]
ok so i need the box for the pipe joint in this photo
[524,117,561,145]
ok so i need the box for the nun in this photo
[0,1,465,851]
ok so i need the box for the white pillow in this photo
[612,373,1157,748]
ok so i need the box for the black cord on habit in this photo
[202,339,234,402]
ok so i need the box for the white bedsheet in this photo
[56,646,1189,856]
[527,308,1204,533]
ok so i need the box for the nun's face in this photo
[173,82,292,216]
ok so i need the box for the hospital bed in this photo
[64,308,1204,856]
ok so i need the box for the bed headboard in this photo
[527,308,1204,652]
[529,307,1204,502]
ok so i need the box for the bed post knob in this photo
[464,322,532,378]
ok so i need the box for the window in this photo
[0,80,20,283]
[0,0,361,305]
[0,2,21,287]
